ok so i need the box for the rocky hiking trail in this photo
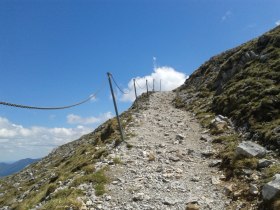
[81,91,230,210]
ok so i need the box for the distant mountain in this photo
[0,158,40,177]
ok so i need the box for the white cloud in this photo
[276,20,280,26]
[222,10,232,21]
[0,114,112,162]
[121,66,188,102]
[67,112,113,125]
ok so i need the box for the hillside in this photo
[175,25,280,209]
[0,104,135,209]
[0,159,40,178]
[176,25,280,148]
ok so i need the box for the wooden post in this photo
[107,72,125,142]
[146,79,149,96]
[133,79,139,110]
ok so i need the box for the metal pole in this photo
[107,72,125,142]
[153,79,155,92]
[146,79,149,96]
[133,79,139,110]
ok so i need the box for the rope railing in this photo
[0,80,107,110]
[0,72,163,146]
[110,74,129,95]
[135,79,146,90]
[0,74,162,111]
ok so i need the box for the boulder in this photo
[258,159,273,169]
[262,174,280,201]
[235,141,266,158]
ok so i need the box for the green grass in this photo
[71,167,109,196]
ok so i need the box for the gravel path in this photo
[83,91,230,210]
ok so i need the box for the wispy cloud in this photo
[276,20,280,26]
[120,66,188,102]
[67,112,113,125]
[222,10,232,22]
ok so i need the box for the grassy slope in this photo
[176,25,280,147]
[175,26,280,208]
[0,105,136,209]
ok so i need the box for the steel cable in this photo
[135,80,146,90]
[0,80,107,110]
[111,74,129,94]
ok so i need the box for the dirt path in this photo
[83,91,230,209]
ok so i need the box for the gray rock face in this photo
[262,174,280,200]
[235,141,266,158]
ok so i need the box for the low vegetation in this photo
[0,105,136,209]
[175,25,280,208]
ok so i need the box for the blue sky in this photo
[0,0,279,162]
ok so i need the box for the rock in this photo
[249,184,258,195]
[169,156,180,162]
[186,202,200,210]
[105,195,111,201]
[211,176,220,185]
[86,200,93,206]
[262,174,280,201]
[191,176,200,182]
[156,166,163,172]
[159,143,166,148]
[148,152,155,161]
[187,149,195,155]
[235,141,266,158]
[210,116,229,133]
[96,204,103,209]
[224,183,234,196]
[209,159,222,167]
[258,159,273,169]
[176,134,184,140]
[201,149,214,157]
[112,181,119,185]
[163,197,176,205]
[200,135,212,142]
[81,204,87,210]
[141,151,147,158]
[132,193,145,201]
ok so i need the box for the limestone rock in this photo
[169,156,180,162]
[262,174,280,201]
[258,159,273,168]
[249,184,258,195]
[163,197,176,205]
[186,202,200,210]
[211,176,220,185]
[132,193,145,201]
[209,159,222,167]
[235,141,266,158]
[176,134,185,140]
